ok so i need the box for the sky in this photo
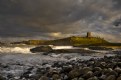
[0,0,121,42]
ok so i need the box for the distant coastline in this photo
[10,32,121,48]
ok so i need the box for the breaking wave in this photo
[0,47,32,54]
[51,46,73,50]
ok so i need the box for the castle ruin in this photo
[86,32,91,38]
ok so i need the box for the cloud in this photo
[0,0,121,42]
[112,0,121,9]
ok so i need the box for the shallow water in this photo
[0,46,119,79]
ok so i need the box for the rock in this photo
[117,62,121,67]
[63,75,68,80]
[52,74,60,80]
[0,63,9,68]
[87,76,99,80]
[93,71,102,77]
[102,68,108,75]
[93,67,102,77]
[105,75,116,80]
[68,68,81,79]
[107,71,118,76]
[83,71,94,79]
[102,68,113,75]
[0,75,5,80]
[30,46,53,53]
[105,68,118,76]
[78,77,84,80]
[106,62,116,68]
[20,70,31,79]
[51,49,96,53]
[36,68,46,75]
[39,76,48,80]
[100,75,107,80]
[117,76,121,80]
[72,78,78,80]
[93,67,102,72]
[61,66,72,73]
[107,68,113,72]
[88,46,113,50]
[100,62,107,67]
[7,74,13,79]
[52,62,65,68]
[47,69,59,78]
[114,67,121,74]
[81,67,92,74]
[88,61,95,66]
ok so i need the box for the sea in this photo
[0,45,120,79]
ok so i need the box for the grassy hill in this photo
[11,40,47,45]
[11,36,121,47]
[70,36,108,46]
[47,36,109,46]
[14,36,109,46]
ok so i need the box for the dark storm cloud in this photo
[0,0,121,42]
[0,0,94,34]
[112,0,121,9]
[0,0,86,22]
[113,18,121,26]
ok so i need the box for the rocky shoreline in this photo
[1,54,121,80]
[30,46,108,54]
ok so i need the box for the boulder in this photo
[87,76,99,80]
[83,71,94,79]
[81,67,92,74]
[51,49,96,53]
[117,76,121,80]
[105,75,116,80]
[100,75,107,80]
[30,46,53,53]
[68,68,81,79]
[52,74,60,80]
[107,71,118,77]
[93,71,102,77]
[0,75,5,80]
[78,77,84,80]
[93,67,102,72]
[93,67,102,77]
[39,76,48,80]
[88,46,113,50]
[114,67,121,74]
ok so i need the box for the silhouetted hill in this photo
[45,36,109,46]
[11,40,47,45]
[11,36,111,46]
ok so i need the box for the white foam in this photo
[0,47,32,54]
[50,45,74,50]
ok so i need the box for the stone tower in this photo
[87,32,91,38]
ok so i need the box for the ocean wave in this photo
[0,47,32,54]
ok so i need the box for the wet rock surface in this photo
[1,55,121,80]
[30,46,97,54]
[49,49,96,54]
[88,46,113,50]
[30,46,53,53]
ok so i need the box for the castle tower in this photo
[87,32,91,38]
